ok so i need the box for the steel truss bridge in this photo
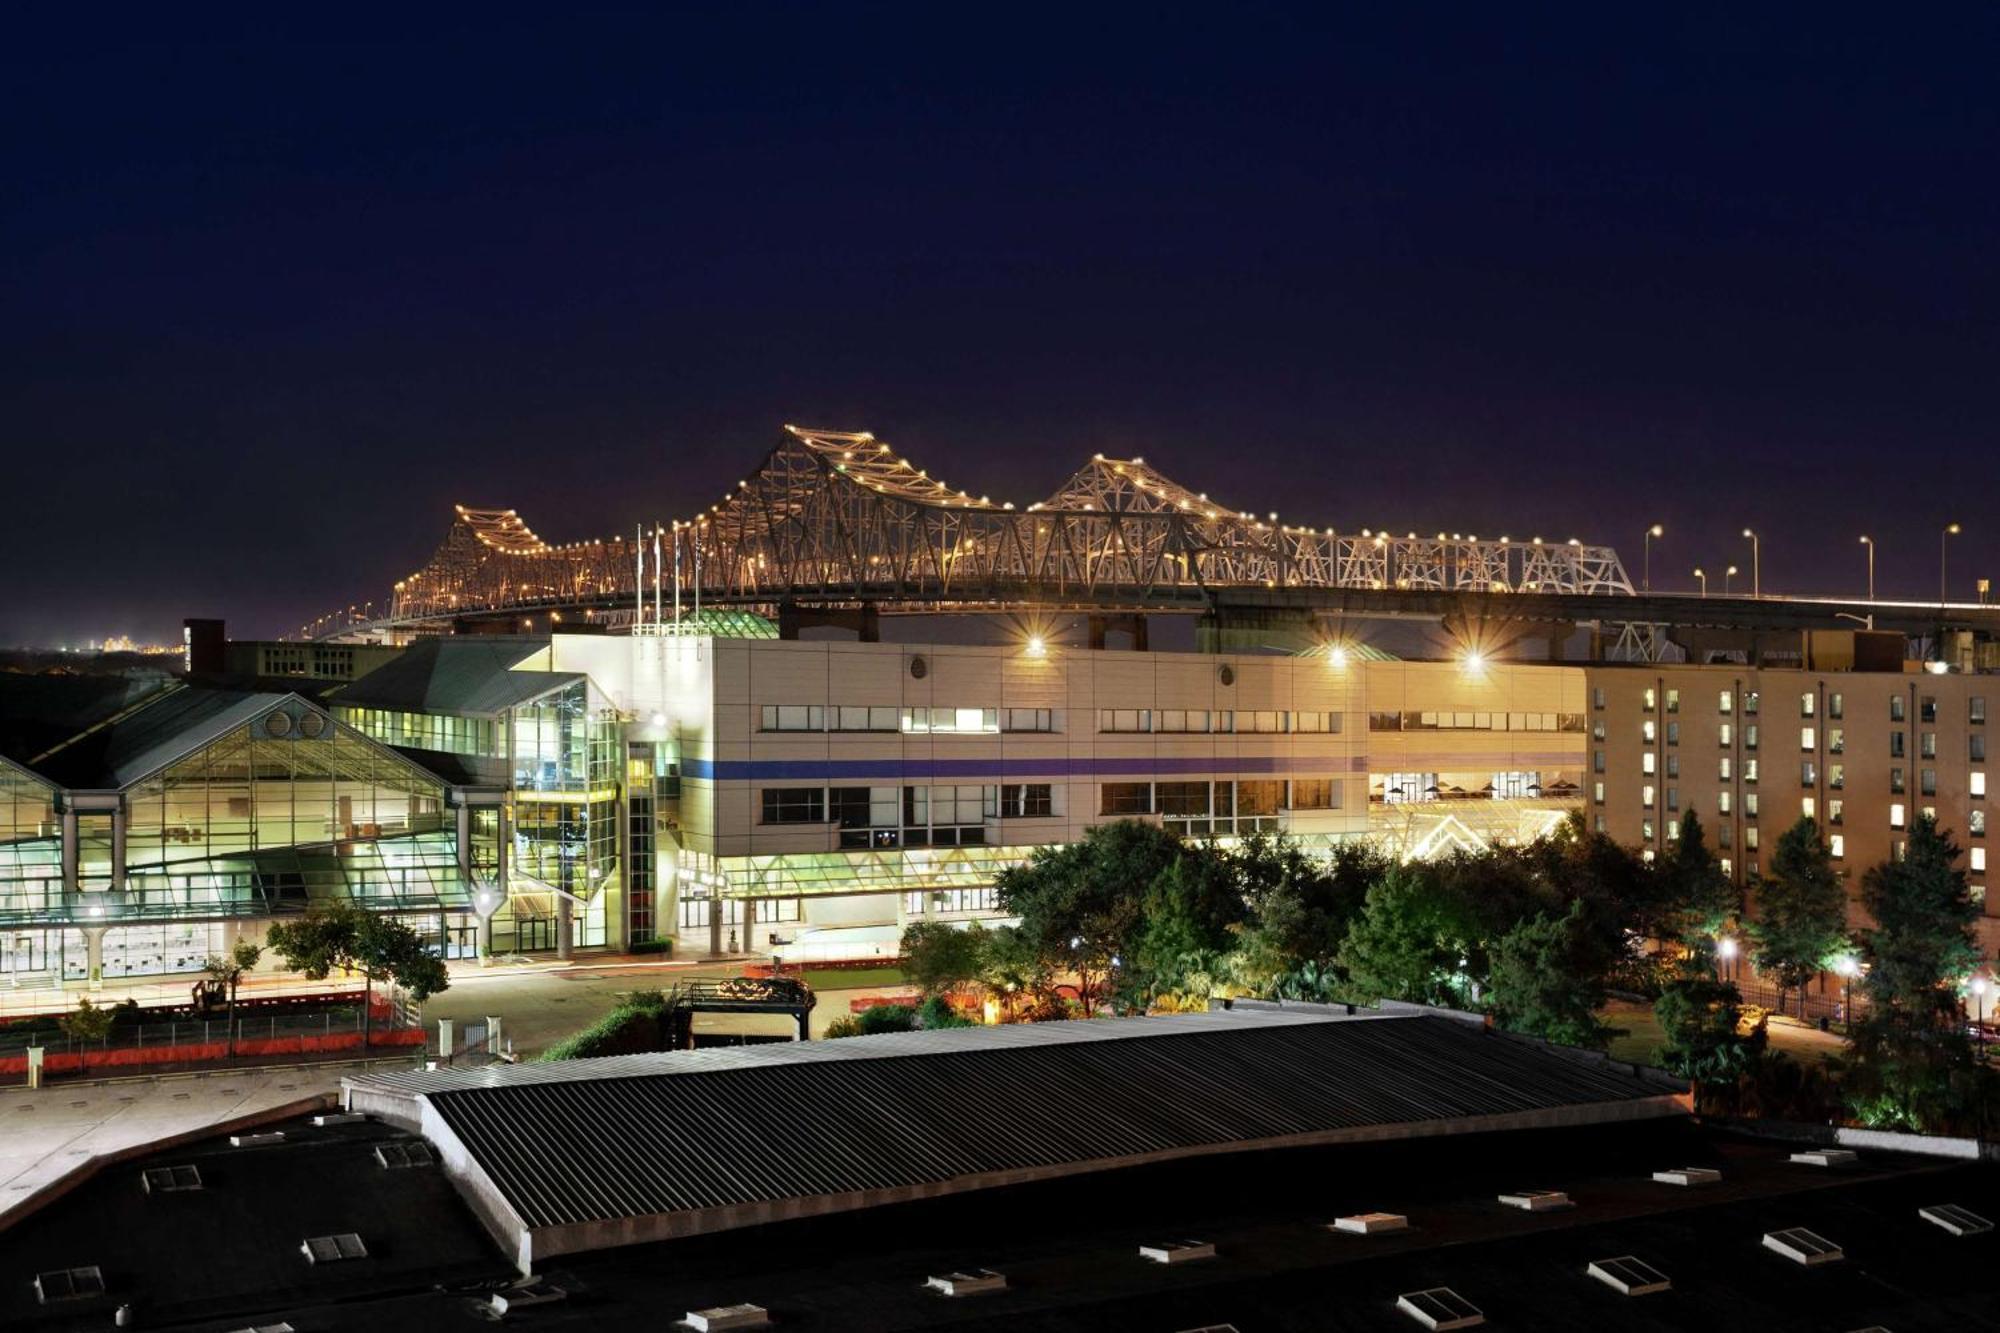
[309,426,2000,659]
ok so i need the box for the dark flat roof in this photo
[330,638,575,718]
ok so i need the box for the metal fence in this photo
[1728,976,1864,1026]
[0,1003,423,1073]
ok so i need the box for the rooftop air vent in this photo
[231,1131,285,1148]
[1397,1287,1484,1330]
[1587,1256,1671,1296]
[1919,1203,1994,1237]
[311,1112,365,1127]
[926,1269,1007,1296]
[909,655,927,679]
[142,1165,203,1193]
[1498,1190,1571,1212]
[1790,1149,1859,1167]
[1763,1227,1843,1266]
[1652,1166,1719,1187]
[1140,1240,1217,1264]
[375,1142,435,1169]
[300,1233,369,1264]
[298,711,327,739]
[1333,1212,1408,1235]
[1175,1327,1242,1333]
[264,710,294,738]
[223,1324,297,1333]
[34,1267,105,1305]
[681,1303,770,1330]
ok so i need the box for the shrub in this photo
[539,990,674,1061]
[917,995,974,1030]
[823,1015,863,1039]
[853,1004,917,1035]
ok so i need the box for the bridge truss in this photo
[369,427,1633,630]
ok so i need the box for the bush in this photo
[917,995,974,1030]
[628,938,672,956]
[824,1015,863,1039]
[854,1004,917,1035]
[539,990,674,1061]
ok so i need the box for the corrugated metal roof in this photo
[331,639,578,718]
[30,686,295,789]
[396,1013,1679,1239]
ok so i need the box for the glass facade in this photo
[335,706,506,758]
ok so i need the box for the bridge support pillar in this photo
[778,604,880,641]
[1087,614,1148,651]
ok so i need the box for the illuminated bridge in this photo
[310,426,2000,659]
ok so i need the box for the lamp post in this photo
[1717,934,1738,983]
[1644,523,1664,592]
[1834,954,1858,1033]
[1741,529,1761,598]
[1694,567,1708,598]
[1942,522,1962,605]
[1859,535,1875,601]
[1973,975,1988,1063]
[1724,564,1739,597]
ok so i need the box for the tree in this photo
[1486,900,1613,1049]
[1845,815,1982,1131]
[1656,811,1737,946]
[996,820,1179,1014]
[1337,863,1476,1007]
[58,994,118,1044]
[1129,850,1244,1008]
[203,936,265,1057]
[266,904,451,1046]
[899,920,989,997]
[1653,963,1759,1087]
[1750,818,1848,1018]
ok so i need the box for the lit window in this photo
[1667,814,1681,838]
[1828,798,1842,824]
[1643,720,1657,742]
[1891,803,1906,829]
[1801,726,1816,751]
[1719,757,1733,780]
[1922,732,1937,759]
[1744,759,1759,783]
[1643,687,1656,712]
[1829,763,1844,789]
[1974,771,1988,798]
[1719,722,1734,746]
[1718,791,1732,814]
[1974,848,1988,874]
[1745,792,1759,817]
[1719,690,1733,714]
[1642,752,1656,775]
[1828,727,1843,753]
[1593,781,1606,804]
[1642,848,1656,864]
[1829,835,1844,859]
[1802,796,1815,820]
[1801,761,1816,786]
[1745,826,1759,850]
[1745,724,1759,750]
[1891,695,1906,722]
[1828,692,1843,719]
[1593,687,1606,710]
[1666,689,1680,713]
[1720,856,1733,876]
[1801,692,1816,718]
[1642,785,1655,809]
[1972,809,1986,836]
[1744,691,1760,715]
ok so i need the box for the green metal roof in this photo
[331,638,580,718]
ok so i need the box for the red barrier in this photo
[0,1024,425,1075]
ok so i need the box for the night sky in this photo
[7,9,1999,644]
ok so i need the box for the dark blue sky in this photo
[6,8,1998,643]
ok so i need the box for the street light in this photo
[1724,564,1739,596]
[1644,523,1664,591]
[1973,975,1988,1062]
[1741,528,1761,598]
[1834,954,1858,1032]
[1693,567,1708,598]
[1717,934,1738,981]
[1942,522,1962,605]
[1859,535,1875,601]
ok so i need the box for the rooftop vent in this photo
[1790,1149,1859,1168]
[926,1269,1007,1296]
[1140,1240,1217,1265]
[34,1267,105,1305]
[1498,1190,1571,1212]
[142,1165,203,1194]
[1763,1227,1843,1266]
[223,1324,297,1333]
[1919,1203,1994,1237]
[1652,1166,1720,1187]
[311,1112,365,1127]
[231,1132,285,1148]
[300,1233,369,1264]
[681,1303,770,1330]
[1397,1287,1484,1330]
[489,1281,568,1315]
[375,1142,436,1169]
[1175,1327,1242,1333]
[1587,1256,1671,1296]
[1333,1211,1409,1235]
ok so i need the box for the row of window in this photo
[1099,778,1342,816]
[1098,710,1343,734]
[1607,684,1989,727]
[1367,711,1584,733]
[759,705,1057,734]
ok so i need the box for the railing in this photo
[1729,976,1864,1026]
[0,1001,425,1077]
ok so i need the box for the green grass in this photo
[1601,999,1665,1065]
[797,966,908,992]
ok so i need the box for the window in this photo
[1973,809,1987,836]
[1830,834,1844,859]
[1745,825,1759,851]
[1290,778,1340,809]
[1828,692,1843,719]
[1744,690,1760,715]
[1719,822,1734,847]
[1923,732,1937,759]
[1828,798,1842,825]
[1720,856,1733,876]
[1154,709,1207,733]
[1744,724,1759,750]
[1667,755,1680,779]
[1801,692,1816,718]
[1802,796,1816,819]
[1642,720,1657,743]
[999,783,1054,818]
[1593,781,1605,805]
[1002,708,1056,733]
[1801,761,1817,786]
[1801,727,1816,751]
[1891,767,1906,793]
[1745,792,1760,817]
[1973,696,1987,724]
[1891,802,1906,829]
[1293,711,1344,733]
[1828,727,1844,754]
[1641,820,1655,842]
[1829,763,1844,789]
[760,704,825,732]
[1666,787,1680,811]
[1100,782,1152,815]
[1718,790,1732,815]
[1719,690,1734,715]
[1592,719,1607,741]
[1891,695,1906,722]
[1156,781,1211,817]
[1643,687,1656,712]
[760,787,825,824]
[1922,768,1938,796]
[1099,709,1151,733]
[1667,812,1681,837]
[1238,710,1288,733]
[1719,722,1734,746]
[1667,721,1680,746]
[905,707,999,733]
[1974,771,1988,798]
[1642,752,1656,775]
[1666,689,1680,713]
[1594,750,1606,773]
[1593,687,1606,709]
[1891,731,1906,758]
[1974,848,1987,874]
[1973,735,1987,763]
[1720,757,1733,780]
[1642,784,1655,809]
[1595,814,1607,833]
[834,705,902,732]
[1922,696,1938,724]
[1744,758,1759,783]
